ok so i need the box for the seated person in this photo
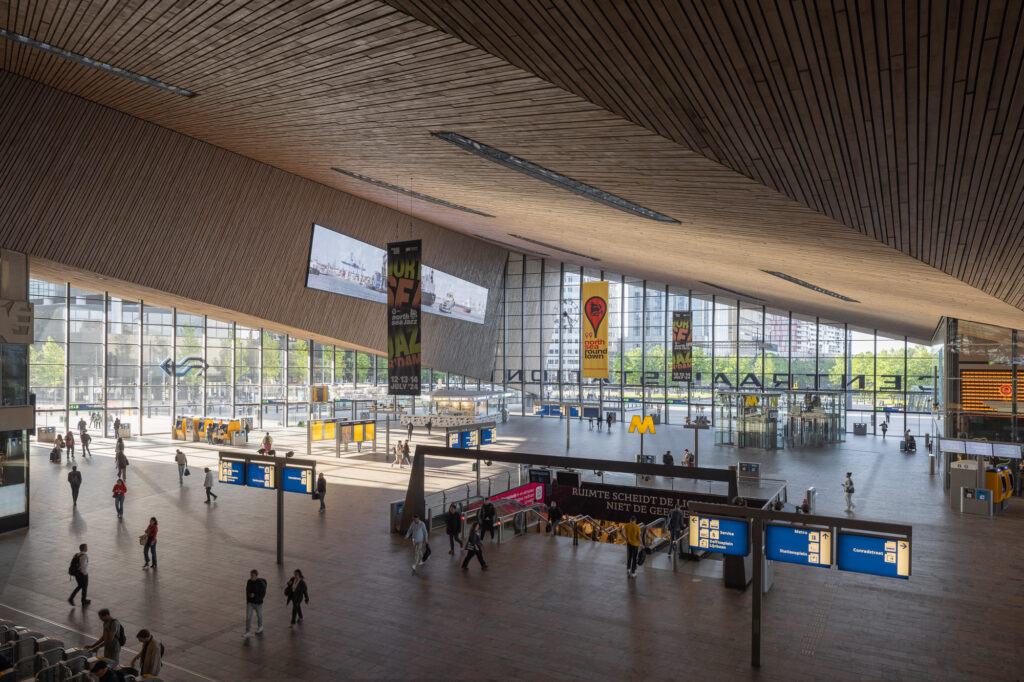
[91,660,125,681]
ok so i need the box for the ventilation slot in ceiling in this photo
[699,281,766,302]
[473,235,551,258]
[761,271,859,303]
[431,132,678,223]
[0,29,195,97]
[332,167,494,217]
[508,234,601,261]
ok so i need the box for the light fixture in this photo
[699,281,766,302]
[473,235,551,258]
[0,28,195,97]
[761,271,859,303]
[508,234,601,261]
[332,167,494,217]
[431,131,679,223]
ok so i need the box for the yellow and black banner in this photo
[672,311,693,382]
[387,240,421,395]
[581,281,609,379]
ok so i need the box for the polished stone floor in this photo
[2,416,1021,680]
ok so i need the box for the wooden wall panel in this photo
[0,72,506,380]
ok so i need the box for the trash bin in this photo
[853,423,867,436]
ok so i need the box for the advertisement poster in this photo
[387,240,421,395]
[581,281,609,379]
[672,311,693,382]
[467,483,545,511]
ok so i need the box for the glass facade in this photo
[496,254,941,435]
[29,278,501,434]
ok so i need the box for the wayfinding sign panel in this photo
[283,467,314,494]
[247,462,275,489]
[688,514,749,556]
[765,525,831,568]
[219,460,245,485]
[837,533,910,579]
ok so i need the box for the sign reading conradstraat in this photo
[689,515,749,556]
[837,533,910,579]
[766,525,831,568]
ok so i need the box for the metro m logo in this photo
[628,415,656,435]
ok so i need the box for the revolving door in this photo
[783,391,845,447]
[714,391,783,450]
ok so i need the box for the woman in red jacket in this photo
[142,517,158,569]
[112,479,126,519]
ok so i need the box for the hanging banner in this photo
[672,311,693,382]
[581,281,609,379]
[387,240,421,395]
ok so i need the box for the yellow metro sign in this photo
[629,415,656,435]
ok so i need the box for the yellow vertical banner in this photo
[581,281,609,379]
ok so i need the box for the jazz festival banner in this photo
[672,311,693,382]
[581,281,609,379]
[387,240,421,395]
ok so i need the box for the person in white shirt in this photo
[405,514,429,573]
[203,467,218,503]
[174,450,188,484]
[842,472,856,512]
[68,543,90,606]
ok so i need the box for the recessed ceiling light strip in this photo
[507,234,601,261]
[0,28,195,97]
[332,167,494,217]
[431,131,679,223]
[473,235,551,258]
[761,270,859,302]
[699,281,766,302]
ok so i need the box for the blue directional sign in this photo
[480,428,494,445]
[246,462,275,489]
[283,467,314,494]
[688,515,749,556]
[462,429,479,448]
[448,431,462,448]
[218,460,245,485]
[766,525,832,568]
[837,533,910,579]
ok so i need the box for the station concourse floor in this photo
[2,417,1022,681]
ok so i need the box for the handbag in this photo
[184,468,191,476]
[636,547,647,566]
[311,492,320,500]
[138,534,147,546]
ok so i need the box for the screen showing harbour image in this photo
[306,224,488,324]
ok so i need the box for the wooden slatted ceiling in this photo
[386,0,1024,310]
[2,0,1024,341]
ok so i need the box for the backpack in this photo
[115,620,126,647]
[68,553,81,576]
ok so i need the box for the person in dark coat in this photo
[285,569,309,626]
[445,503,462,554]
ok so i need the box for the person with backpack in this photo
[113,417,121,438]
[479,497,497,541]
[881,421,888,439]
[547,500,564,535]
[65,430,75,460]
[402,440,411,465]
[262,432,273,453]
[87,608,125,663]
[81,430,92,457]
[68,465,82,506]
[174,449,188,485]
[112,478,126,519]
[285,569,309,627]
[662,450,674,467]
[129,629,163,677]
[243,569,267,638]
[461,521,488,571]
[842,472,856,512]
[115,440,128,480]
[67,543,90,606]
[77,417,87,435]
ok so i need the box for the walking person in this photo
[625,515,642,578]
[68,465,82,506]
[67,543,91,606]
[65,430,75,460]
[606,413,613,430]
[445,503,463,554]
[316,472,327,512]
[262,432,273,453]
[597,414,602,431]
[77,417,87,436]
[81,430,92,457]
[479,497,497,541]
[174,449,188,484]
[55,434,65,461]
[242,569,267,638]
[86,609,124,664]
[667,502,685,556]
[881,421,888,439]
[426,419,432,436]
[203,467,218,503]
[129,629,163,677]
[547,500,564,535]
[402,439,411,465]
[407,422,413,439]
[285,570,308,627]
[112,478,126,519]
[842,472,856,512]
[461,521,488,571]
[588,416,594,430]
[142,517,158,569]
[113,417,121,439]
[115,439,127,479]
[392,440,403,468]
[405,513,429,573]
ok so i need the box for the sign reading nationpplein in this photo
[766,525,831,568]
[688,514,749,556]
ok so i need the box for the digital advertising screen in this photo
[836,533,910,579]
[218,460,245,486]
[688,515,749,556]
[246,462,275,489]
[939,439,966,453]
[306,224,488,324]
[766,525,831,568]
[283,467,314,494]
